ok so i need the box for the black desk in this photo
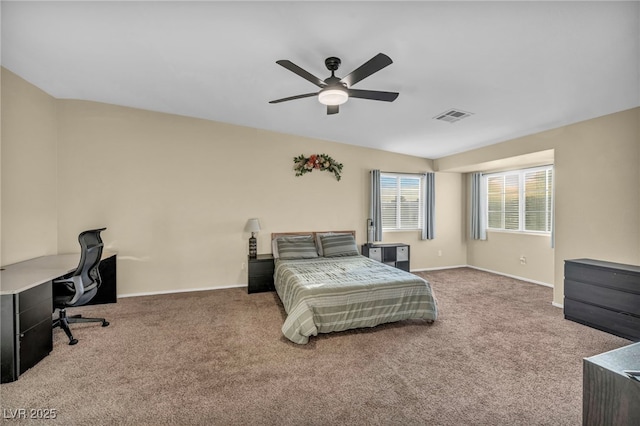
[0,252,116,383]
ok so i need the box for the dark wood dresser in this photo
[564,259,640,341]
[583,342,640,425]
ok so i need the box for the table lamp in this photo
[245,218,261,258]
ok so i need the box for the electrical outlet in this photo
[519,256,526,265]
[437,250,442,257]
[241,262,246,270]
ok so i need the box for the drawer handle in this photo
[620,312,640,320]
[624,370,640,382]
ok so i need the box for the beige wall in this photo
[2,69,467,295]
[1,69,58,265]
[437,107,640,305]
[552,109,640,304]
[390,171,467,270]
[461,171,555,287]
[467,231,554,285]
[5,66,638,306]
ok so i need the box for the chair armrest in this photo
[53,276,86,306]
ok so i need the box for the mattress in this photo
[274,255,438,344]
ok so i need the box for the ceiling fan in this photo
[269,53,399,115]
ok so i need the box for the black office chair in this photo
[52,228,110,345]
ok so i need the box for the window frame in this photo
[484,165,553,234]
[380,172,424,232]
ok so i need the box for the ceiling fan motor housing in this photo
[320,57,348,105]
[325,57,341,72]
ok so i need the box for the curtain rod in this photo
[371,170,429,175]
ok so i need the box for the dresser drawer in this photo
[19,298,52,333]
[17,281,52,313]
[565,261,640,294]
[565,279,640,316]
[565,298,640,341]
[19,318,53,374]
[249,261,274,277]
[248,276,274,293]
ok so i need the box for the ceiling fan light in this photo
[318,88,348,106]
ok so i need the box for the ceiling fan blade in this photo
[341,53,393,88]
[276,60,327,88]
[269,92,318,104]
[327,105,339,115]
[348,89,399,102]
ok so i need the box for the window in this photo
[486,166,553,233]
[381,173,423,230]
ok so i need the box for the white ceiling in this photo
[2,1,639,159]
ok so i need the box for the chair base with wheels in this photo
[52,308,109,345]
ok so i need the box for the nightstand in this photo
[362,243,410,272]
[248,254,275,294]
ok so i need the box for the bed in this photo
[272,231,438,344]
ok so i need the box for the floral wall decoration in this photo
[293,153,343,181]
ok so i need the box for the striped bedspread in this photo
[274,255,438,344]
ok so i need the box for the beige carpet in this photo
[0,267,630,425]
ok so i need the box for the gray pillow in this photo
[277,236,319,259]
[315,232,349,256]
[320,234,359,257]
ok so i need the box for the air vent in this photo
[434,109,473,123]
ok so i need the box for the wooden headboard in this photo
[271,230,356,241]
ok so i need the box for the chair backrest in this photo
[79,227,106,282]
[67,228,106,305]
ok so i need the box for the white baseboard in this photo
[413,264,554,289]
[411,265,468,272]
[465,265,554,288]
[414,265,562,307]
[119,284,246,299]
[118,266,555,299]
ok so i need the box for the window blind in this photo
[485,166,553,233]
[381,173,423,230]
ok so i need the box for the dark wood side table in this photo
[583,342,640,425]
[248,254,275,294]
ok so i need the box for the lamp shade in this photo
[318,87,348,106]
[245,218,261,233]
